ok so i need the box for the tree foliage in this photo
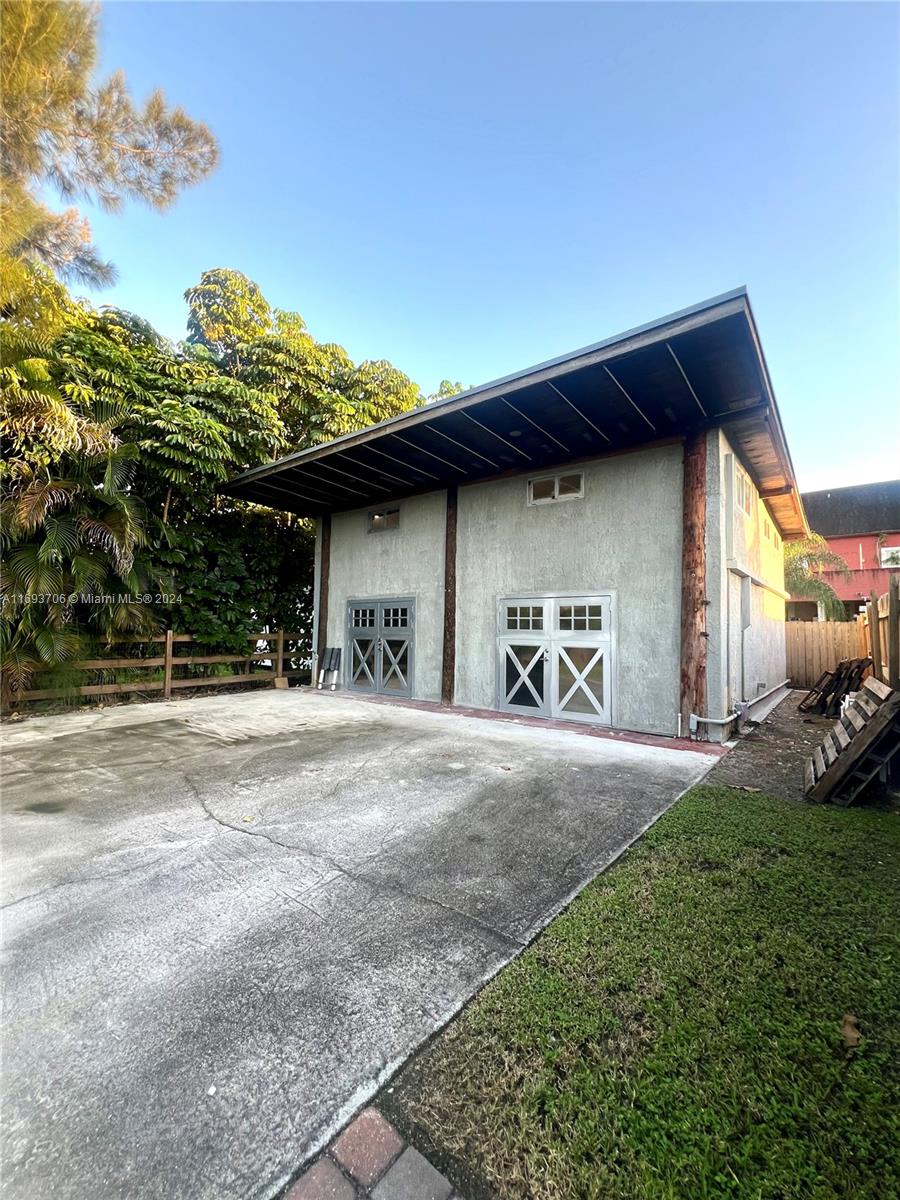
[785,534,852,619]
[0,7,429,704]
[0,0,218,308]
[186,267,422,449]
[427,379,466,403]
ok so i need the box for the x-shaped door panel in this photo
[502,643,549,714]
[380,637,410,693]
[351,637,376,689]
[556,644,606,719]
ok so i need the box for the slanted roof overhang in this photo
[221,288,809,539]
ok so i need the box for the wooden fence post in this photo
[869,592,883,682]
[163,629,173,699]
[274,630,288,689]
[888,575,900,691]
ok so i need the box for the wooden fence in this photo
[786,575,900,690]
[14,630,309,705]
[859,576,900,689]
[786,620,864,689]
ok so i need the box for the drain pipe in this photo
[689,709,739,737]
[690,677,790,739]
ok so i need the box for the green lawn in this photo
[391,786,900,1200]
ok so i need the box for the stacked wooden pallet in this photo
[804,677,900,806]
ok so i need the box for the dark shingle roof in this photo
[802,480,900,537]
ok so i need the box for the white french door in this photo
[497,595,613,725]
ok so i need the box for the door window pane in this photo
[506,604,543,631]
[383,606,409,628]
[351,607,376,629]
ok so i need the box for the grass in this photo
[390,786,900,1200]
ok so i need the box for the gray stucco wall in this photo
[706,430,787,731]
[454,445,684,736]
[325,491,446,701]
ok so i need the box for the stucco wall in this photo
[325,491,446,700]
[706,430,787,727]
[454,445,684,736]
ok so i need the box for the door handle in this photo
[542,649,550,663]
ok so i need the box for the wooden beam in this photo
[680,431,708,732]
[315,513,331,667]
[441,486,458,706]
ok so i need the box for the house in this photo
[787,480,900,620]
[223,288,808,741]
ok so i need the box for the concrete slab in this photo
[1,690,718,1199]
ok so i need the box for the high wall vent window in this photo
[527,472,584,505]
[735,466,755,515]
[368,508,400,533]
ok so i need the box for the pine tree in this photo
[1,0,219,309]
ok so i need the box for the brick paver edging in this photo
[285,1107,463,1200]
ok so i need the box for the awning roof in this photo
[221,287,809,539]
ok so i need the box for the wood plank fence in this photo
[859,575,900,689]
[13,630,309,706]
[786,575,900,690]
[786,621,864,689]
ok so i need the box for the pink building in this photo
[788,480,900,620]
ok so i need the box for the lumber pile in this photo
[804,677,900,806]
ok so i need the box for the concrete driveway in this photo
[1,690,718,1199]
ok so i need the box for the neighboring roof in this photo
[802,480,900,537]
[222,288,809,538]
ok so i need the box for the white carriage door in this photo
[497,600,551,717]
[551,597,612,725]
[496,595,613,725]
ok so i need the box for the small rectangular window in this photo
[558,603,603,632]
[530,477,556,503]
[505,604,544,632]
[881,545,900,567]
[368,507,399,532]
[527,472,584,505]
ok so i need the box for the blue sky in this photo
[87,1,899,492]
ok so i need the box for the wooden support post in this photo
[315,514,331,670]
[163,629,173,699]
[889,575,900,691]
[869,590,883,682]
[441,485,458,706]
[680,431,707,733]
